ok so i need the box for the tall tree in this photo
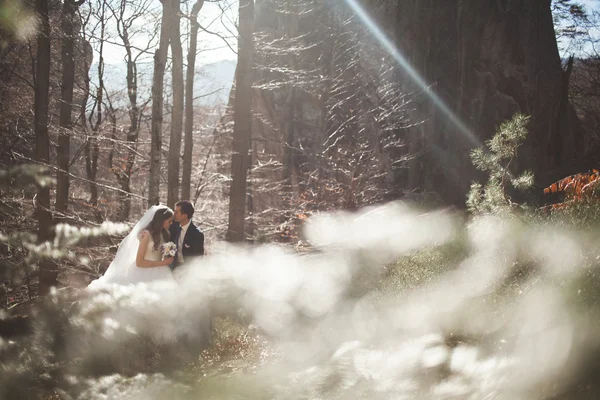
[56,0,85,214]
[107,0,156,219]
[85,0,104,208]
[78,2,92,208]
[148,0,171,207]
[182,0,205,201]
[227,0,254,242]
[34,0,55,295]
[280,3,300,228]
[167,0,184,208]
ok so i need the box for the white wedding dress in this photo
[87,205,178,289]
[86,205,211,344]
[126,232,176,284]
[85,205,214,344]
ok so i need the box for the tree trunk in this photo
[84,128,100,207]
[246,144,255,242]
[167,0,184,208]
[106,98,133,219]
[79,39,92,200]
[148,0,171,207]
[280,7,299,236]
[280,85,295,239]
[34,0,56,296]
[315,8,335,206]
[84,0,105,210]
[182,0,205,201]
[387,0,584,205]
[56,0,82,214]
[115,5,142,220]
[227,0,254,242]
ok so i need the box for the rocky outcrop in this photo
[380,0,585,205]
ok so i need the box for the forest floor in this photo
[7,196,600,399]
[1,196,288,393]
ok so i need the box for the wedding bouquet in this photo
[160,242,177,260]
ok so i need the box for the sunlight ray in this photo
[343,0,482,149]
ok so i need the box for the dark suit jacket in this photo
[170,221,204,266]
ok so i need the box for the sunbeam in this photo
[343,0,482,149]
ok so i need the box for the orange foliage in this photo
[543,169,600,209]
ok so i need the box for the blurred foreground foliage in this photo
[0,165,129,302]
[3,156,600,399]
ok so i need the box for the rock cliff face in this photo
[379,0,584,205]
[229,0,585,218]
[248,0,409,222]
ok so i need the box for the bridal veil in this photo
[87,205,168,289]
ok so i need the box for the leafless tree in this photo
[148,0,172,207]
[34,0,55,294]
[182,0,206,201]
[56,0,86,214]
[83,0,105,209]
[227,0,254,242]
[106,0,157,219]
[167,0,184,208]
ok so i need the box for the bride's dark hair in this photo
[144,207,173,250]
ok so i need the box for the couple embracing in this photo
[88,200,204,288]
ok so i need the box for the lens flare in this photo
[343,0,482,149]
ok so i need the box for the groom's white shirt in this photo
[177,220,191,264]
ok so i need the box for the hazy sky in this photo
[98,0,238,66]
[557,0,600,57]
[96,0,600,66]
[191,0,238,62]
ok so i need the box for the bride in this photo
[88,205,177,289]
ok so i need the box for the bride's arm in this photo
[136,232,173,268]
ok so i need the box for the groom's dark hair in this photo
[176,200,194,219]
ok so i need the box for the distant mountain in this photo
[91,59,236,107]
[193,59,236,105]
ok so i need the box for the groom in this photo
[169,200,204,271]
[169,200,210,349]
